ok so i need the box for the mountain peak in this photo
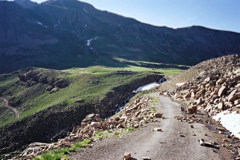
[14,0,38,8]
[42,0,94,9]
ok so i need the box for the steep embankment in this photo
[168,54,240,116]
[10,55,240,160]
[159,54,240,159]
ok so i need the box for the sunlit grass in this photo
[33,139,91,160]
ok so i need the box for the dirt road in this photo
[0,97,20,119]
[70,94,232,160]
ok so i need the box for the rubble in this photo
[159,54,240,159]
[161,55,240,137]
[14,96,160,159]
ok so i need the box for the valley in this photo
[0,64,182,158]
[10,54,239,160]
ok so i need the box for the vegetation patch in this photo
[33,139,91,160]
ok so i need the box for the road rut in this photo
[0,97,20,119]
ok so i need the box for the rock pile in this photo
[161,54,240,116]
[159,54,240,159]
[14,96,161,159]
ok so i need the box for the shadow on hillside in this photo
[0,55,189,74]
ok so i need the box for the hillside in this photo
[11,54,240,160]
[0,0,240,73]
[0,65,183,158]
[160,54,240,142]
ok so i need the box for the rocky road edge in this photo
[12,96,162,160]
[158,54,240,159]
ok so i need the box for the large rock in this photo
[123,152,131,160]
[218,86,227,97]
[187,105,197,114]
[227,89,238,102]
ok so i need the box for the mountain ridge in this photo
[0,0,240,74]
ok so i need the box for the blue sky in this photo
[29,0,240,33]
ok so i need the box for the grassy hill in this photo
[0,64,184,157]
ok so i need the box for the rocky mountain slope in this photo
[165,54,240,115]
[12,53,240,159]
[1,0,240,73]
[159,54,240,138]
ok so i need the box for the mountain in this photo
[14,0,38,8]
[0,0,240,74]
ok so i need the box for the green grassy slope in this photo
[0,65,185,157]
[0,65,183,127]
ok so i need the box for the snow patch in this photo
[176,82,185,86]
[86,37,99,46]
[37,21,43,25]
[213,110,240,139]
[133,82,160,93]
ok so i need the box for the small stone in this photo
[123,152,131,160]
[154,113,163,118]
[190,125,194,128]
[180,134,185,137]
[154,128,162,132]
[192,134,196,136]
[143,157,151,160]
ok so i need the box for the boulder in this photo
[46,86,54,91]
[218,86,227,97]
[38,76,48,83]
[90,122,101,128]
[154,113,163,118]
[50,87,59,94]
[216,102,225,110]
[75,99,85,103]
[153,128,162,131]
[234,99,240,105]
[53,79,68,88]
[196,97,203,105]
[123,152,131,160]
[227,89,238,102]
[143,157,151,160]
[187,105,197,114]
